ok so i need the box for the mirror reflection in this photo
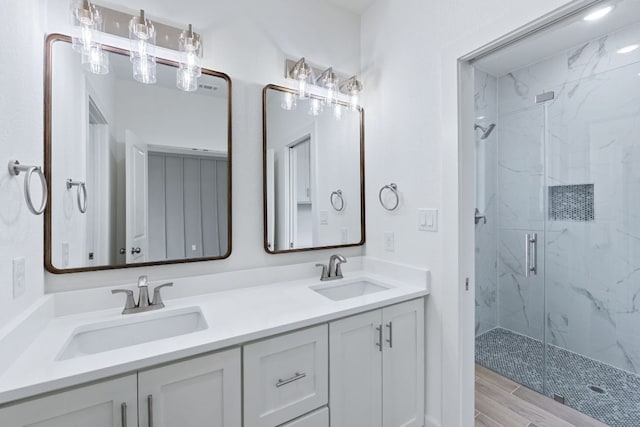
[47,37,231,272]
[263,85,364,253]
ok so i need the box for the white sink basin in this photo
[311,280,391,301]
[57,306,207,360]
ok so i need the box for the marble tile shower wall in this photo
[495,22,640,374]
[474,70,498,336]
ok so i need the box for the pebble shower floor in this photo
[475,328,640,426]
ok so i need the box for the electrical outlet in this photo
[320,210,329,225]
[384,231,395,252]
[13,257,25,299]
[62,242,69,267]
[191,244,197,251]
[341,228,349,244]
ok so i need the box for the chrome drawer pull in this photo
[376,325,383,352]
[276,372,307,387]
[121,402,127,427]
[386,321,393,348]
[148,394,154,427]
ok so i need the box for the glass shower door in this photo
[543,52,640,425]
[474,73,549,394]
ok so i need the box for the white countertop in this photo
[0,259,429,405]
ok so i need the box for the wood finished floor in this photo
[475,364,609,427]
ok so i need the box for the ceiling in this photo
[323,0,377,15]
[473,0,640,76]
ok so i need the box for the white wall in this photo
[360,1,582,426]
[114,79,228,153]
[0,0,46,327]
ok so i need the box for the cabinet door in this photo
[329,309,382,427]
[138,348,241,427]
[382,299,425,427]
[280,407,329,427]
[0,375,136,427]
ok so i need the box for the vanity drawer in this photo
[280,407,329,427]
[243,325,328,427]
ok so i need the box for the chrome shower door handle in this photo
[525,233,538,277]
[530,233,538,276]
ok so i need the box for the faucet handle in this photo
[111,289,136,312]
[315,263,329,280]
[151,282,173,307]
[137,275,149,287]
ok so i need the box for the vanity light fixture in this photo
[317,67,339,105]
[340,76,363,110]
[129,9,157,84]
[69,0,108,74]
[583,5,613,21]
[177,24,203,92]
[617,44,639,54]
[289,57,312,98]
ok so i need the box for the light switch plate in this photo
[384,231,395,252]
[13,257,25,299]
[418,209,438,232]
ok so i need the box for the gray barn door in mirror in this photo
[45,35,232,273]
[262,84,365,253]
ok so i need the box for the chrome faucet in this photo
[111,275,173,314]
[316,254,347,281]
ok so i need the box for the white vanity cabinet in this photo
[329,299,424,427]
[243,325,328,427]
[0,374,137,427]
[138,348,241,427]
[0,348,241,427]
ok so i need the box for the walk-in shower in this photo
[473,3,640,425]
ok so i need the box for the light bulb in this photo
[298,79,308,99]
[281,92,297,110]
[583,5,613,21]
[326,87,335,105]
[349,93,359,110]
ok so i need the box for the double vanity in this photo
[0,257,429,427]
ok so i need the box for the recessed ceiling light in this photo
[583,5,613,21]
[617,44,639,54]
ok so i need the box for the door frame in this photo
[447,1,604,426]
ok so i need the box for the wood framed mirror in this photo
[262,84,365,254]
[45,34,232,273]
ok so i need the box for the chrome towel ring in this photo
[330,189,345,211]
[8,160,48,215]
[66,179,87,213]
[379,183,399,211]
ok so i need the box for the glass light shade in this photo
[298,78,308,99]
[70,0,103,54]
[321,70,338,105]
[132,56,157,84]
[292,59,310,99]
[176,66,199,92]
[81,46,109,75]
[308,98,323,116]
[349,93,359,110]
[129,11,156,62]
[281,92,297,110]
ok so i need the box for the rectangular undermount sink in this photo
[311,280,391,301]
[57,306,207,360]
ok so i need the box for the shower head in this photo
[475,123,496,140]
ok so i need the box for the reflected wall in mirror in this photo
[45,35,232,273]
[263,85,364,253]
